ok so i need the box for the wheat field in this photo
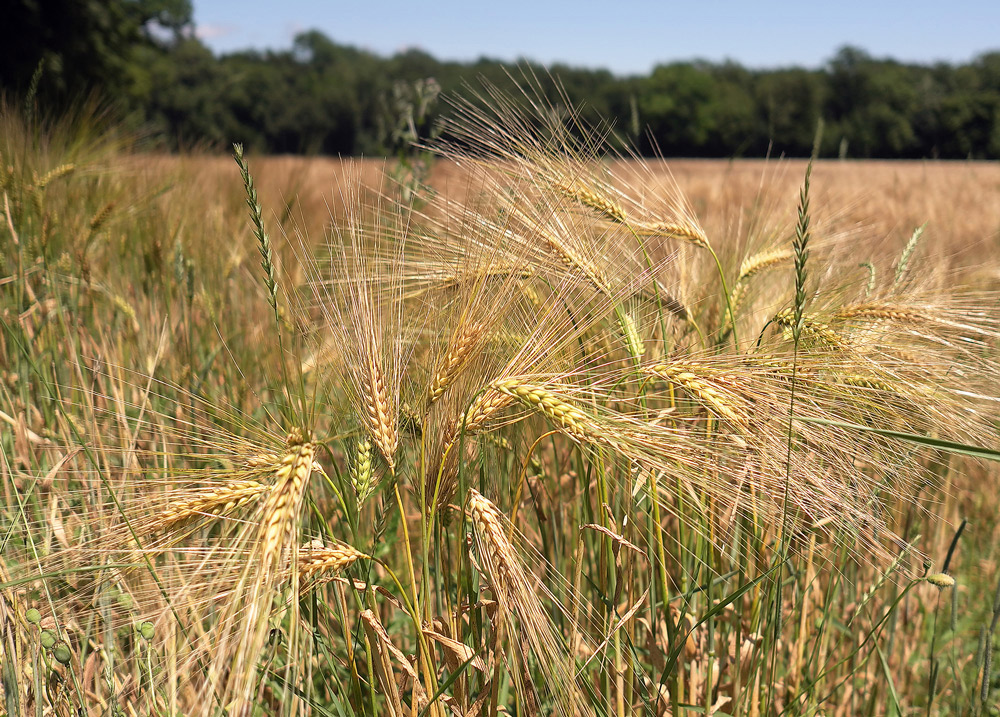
[2,89,1000,717]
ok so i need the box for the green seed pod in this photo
[53,642,71,665]
[138,621,155,640]
[116,592,133,610]
[926,573,955,589]
[25,608,41,624]
[39,630,56,649]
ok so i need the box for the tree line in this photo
[4,0,1000,158]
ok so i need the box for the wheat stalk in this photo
[551,176,628,224]
[87,200,116,234]
[550,174,709,247]
[447,388,514,441]
[257,433,315,575]
[467,489,516,586]
[233,143,278,312]
[305,169,407,473]
[492,378,615,448]
[629,219,710,247]
[839,374,899,393]
[33,163,76,190]
[431,389,514,509]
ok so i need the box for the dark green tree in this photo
[1,0,193,103]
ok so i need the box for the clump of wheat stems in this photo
[7,81,1000,717]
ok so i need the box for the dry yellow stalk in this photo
[361,609,428,715]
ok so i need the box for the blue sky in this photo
[192,0,999,75]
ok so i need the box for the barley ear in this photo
[895,223,926,285]
[351,437,376,507]
[299,540,367,577]
[791,160,813,344]
[860,261,876,296]
[233,143,278,313]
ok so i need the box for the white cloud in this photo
[195,24,238,41]
[284,22,305,42]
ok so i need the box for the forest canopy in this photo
[3,0,999,158]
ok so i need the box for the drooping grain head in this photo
[738,247,794,283]
[492,379,604,447]
[298,540,366,577]
[629,218,710,248]
[550,175,628,224]
[363,344,399,471]
[643,363,751,433]
[257,433,315,575]
[465,487,586,717]
[213,432,316,711]
[428,318,492,405]
[467,488,513,584]
[153,480,270,534]
[774,307,845,349]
